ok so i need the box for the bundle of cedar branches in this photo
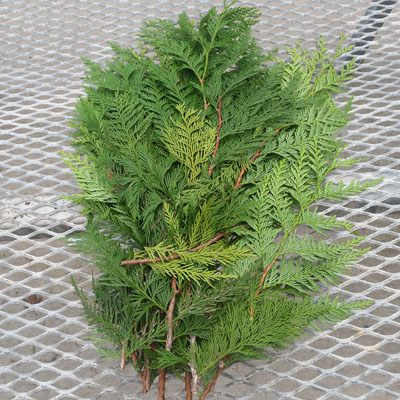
[63,1,377,398]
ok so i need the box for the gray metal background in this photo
[1,1,400,399]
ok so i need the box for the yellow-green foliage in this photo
[162,105,216,183]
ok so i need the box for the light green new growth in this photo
[64,1,379,399]
[162,105,216,183]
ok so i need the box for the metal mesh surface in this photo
[1,1,399,399]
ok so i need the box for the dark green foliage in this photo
[63,1,378,398]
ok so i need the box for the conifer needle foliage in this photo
[63,1,379,398]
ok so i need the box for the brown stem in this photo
[234,141,265,189]
[121,232,227,266]
[122,253,180,266]
[254,254,279,297]
[141,356,150,394]
[208,98,223,176]
[158,276,179,399]
[191,232,226,252]
[189,336,199,395]
[139,323,152,393]
[166,277,178,351]
[120,340,126,371]
[234,129,280,189]
[185,371,193,400]
[250,245,282,315]
[234,167,246,190]
[185,284,199,396]
[199,356,227,400]
[158,369,167,400]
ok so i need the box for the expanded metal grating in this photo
[1,1,399,399]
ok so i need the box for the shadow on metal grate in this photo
[1,1,399,399]
[348,0,397,59]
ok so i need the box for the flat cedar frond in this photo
[162,104,216,183]
[152,261,230,286]
[163,202,186,248]
[282,234,364,261]
[187,198,220,248]
[297,209,353,233]
[61,152,117,204]
[64,2,380,399]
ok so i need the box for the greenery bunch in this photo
[63,1,379,398]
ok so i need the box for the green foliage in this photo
[162,105,216,183]
[63,2,378,399]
